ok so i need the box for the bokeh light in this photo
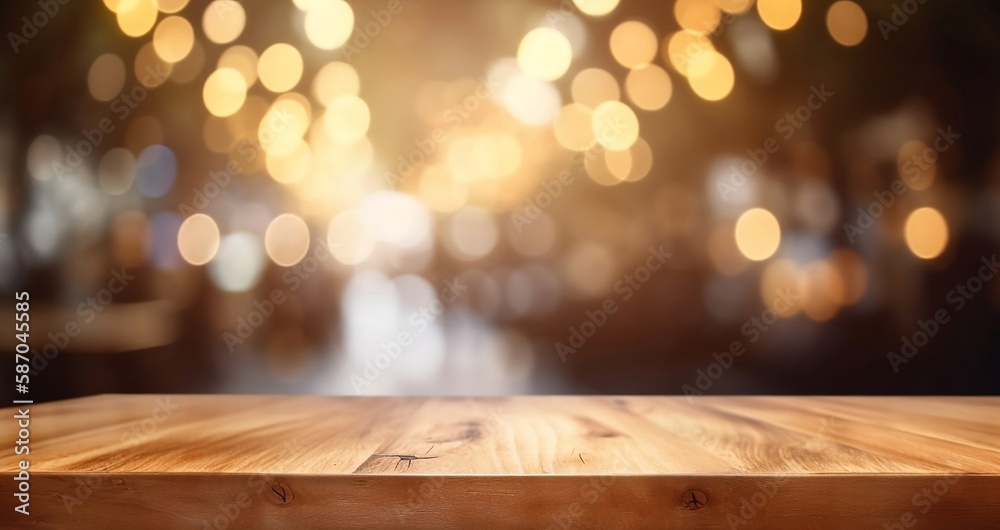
[218,45,259,88]
[687,50,735,101]
[117,0,158,37]
[152,16,195,63]
[572,0,620,17]
[322,96,370,144]
[258,43,304,93]
[592,100,639,151]
[157,0,190,14]
[517,28,573,81]
[757,0,802,31]
[177,213,221,266]
[313,62,360,106]
[265,213,311,266]
[446,207,498,261]
[735,208,781,261]
[203,0,246,44]
[905,207,948,259]
[209,232,267,292]
[134,144,177,198]
[675,0,722,35]
[553,103,595,151]
[203,67,247,117]
[304,0,355,50]
[98,148,136,195]
[625,64,673,111]
[88,54,127,102]
[826,1,867,47]
[572,68,620,108]
[609,21,658,68]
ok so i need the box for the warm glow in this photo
[663,31,715,76]
[830,248,868,305]
[501,74,562,126]
[553,104,595,151]
[260,98,310,155]
[585,147,621,186]
[592,101,639,151]
[203,68,247,117]
[757,0,802,31]
[265,214,311,267]
[203,0,246,44]
[687,50,735,101]
[153,16,195,63]
[218,45,259,87]
[675,0,722,35]
[897,140,936,190]
[304,0,355,50]
[626,138,654,182]
[905,207,948,259]
[266,139,313,184]
[609,21,658,68]
[313,62,360,106]
[760,259,803,317]
[157,0,190,13]
[517,28,573,81]
[445,207,498,260]
[572,0,620,16]
[715,0,754,14]
[735,208,781,261]
[88,54,126,102]
[826,1,867,46]
[117,0,158,37]
[322,96,370,144]
[604,148,632,182]
[134,42,173,87]
[177,214,220,266]
[802,260,843,321]
[626,64,673,111]
[571,68,619,108]
[328,209,376,265]
[258,43,304,93]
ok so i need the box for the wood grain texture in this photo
[2,395,999,529]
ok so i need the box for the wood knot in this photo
[268,481,294,506]
[681,489,707,510]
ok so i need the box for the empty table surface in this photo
[2,395,998,529]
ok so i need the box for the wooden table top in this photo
[2,395,999,529]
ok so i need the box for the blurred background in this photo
[2,0,999,401]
